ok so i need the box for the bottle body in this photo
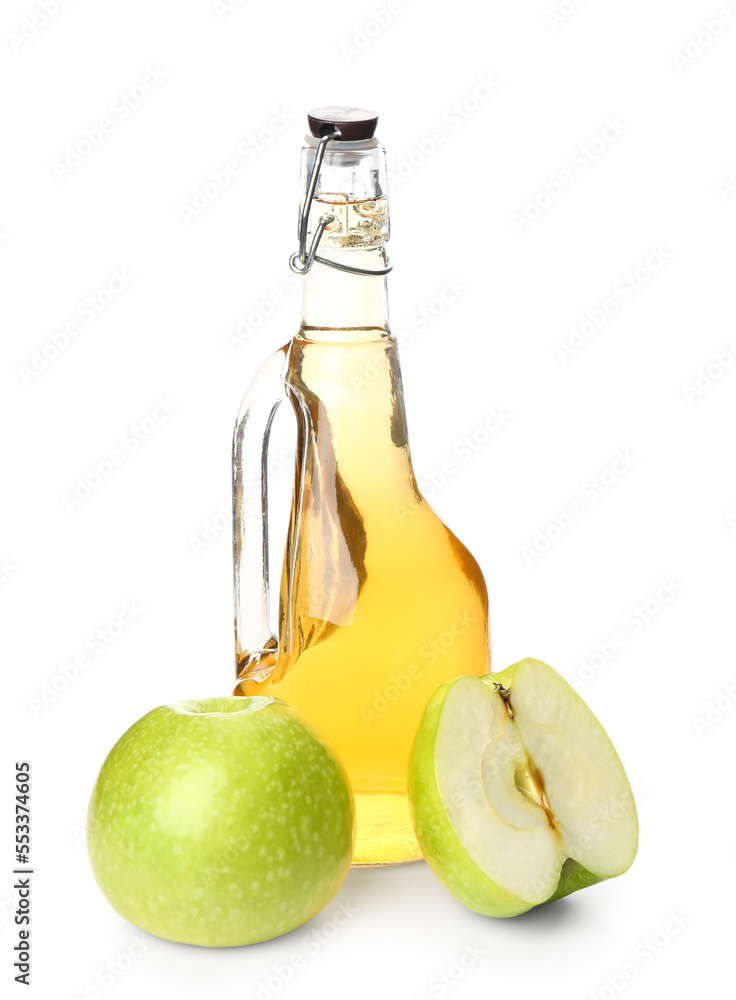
[233,114,490,864]
[235,328,490,864]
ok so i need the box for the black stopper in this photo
[307,106,379,142]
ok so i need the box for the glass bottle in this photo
[232,108,490,865]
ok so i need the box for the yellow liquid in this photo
[235,332,490,864]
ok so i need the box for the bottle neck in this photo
[299,247,390,340]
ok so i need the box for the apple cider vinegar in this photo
[232,108,490,865]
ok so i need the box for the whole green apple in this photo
[88,696,354,946]
[409,658,638,917]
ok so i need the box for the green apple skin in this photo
[409,660,638,917]
[88,697,354,946]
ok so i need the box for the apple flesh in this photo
[409,659,638,917]
[88,697,354,946]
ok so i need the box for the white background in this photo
[3,0,736,998]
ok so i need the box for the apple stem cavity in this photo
[492,682,514,718]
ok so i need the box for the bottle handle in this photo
[232,345,289,681]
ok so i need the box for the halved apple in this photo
[409,658,638,917]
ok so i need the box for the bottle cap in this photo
[307,106,379,142]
